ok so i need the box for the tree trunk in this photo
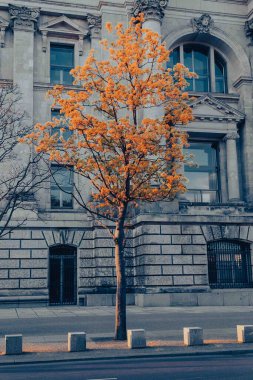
[114,203,127,340]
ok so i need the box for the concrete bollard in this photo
[237,325,253,343]
[5,335,23,355]
[68,332,86,352]
[183,327,203,346]
[127,329,146,349]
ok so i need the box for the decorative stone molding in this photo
[223,132,240,141]
[190,95,245,123]
[192,14,214,33]
[42,229,85,247]
[132,0,169,23]
[0,16,9,48]
[233,76,253,89]
[39,15,89,55]
[87,14,102,39]
[9,4,40,32]
[245,19,253,39]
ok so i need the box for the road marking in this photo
[87,378,117,380]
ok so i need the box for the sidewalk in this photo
[1,305,253,365]
[1,340,253,366]
[1,305,253,319]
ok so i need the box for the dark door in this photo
[49,245,77,305]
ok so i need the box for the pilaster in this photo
[9,4,40,120]
[223,132,240,202]
[87,14,102,59]
[9,4,40,211]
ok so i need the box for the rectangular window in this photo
[51,165,73,209]
[50,44,74,85]
[183,142,219,203]
[51,109,72,140]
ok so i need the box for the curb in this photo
[1,346,253,367]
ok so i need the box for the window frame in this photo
[48,42,75,86]
[50,164,74,210]
[183,140,221,203]
[168,43,228,94]
[51,108,73,141]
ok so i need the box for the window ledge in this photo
[179,201,246,215]
[189,91,240,100]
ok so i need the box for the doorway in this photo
[49,245,77,305]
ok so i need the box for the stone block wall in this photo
[0,230,48,304]
[133,223,208,289]
[0,226,135,305]
[0,221,253,306]
[78,228,134,295]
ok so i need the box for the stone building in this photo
[1,0,253,307]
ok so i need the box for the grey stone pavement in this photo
[0,305,253,343]
[1,306,253,365]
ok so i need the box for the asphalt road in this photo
[0,307,253,340]
[1,354,253,379]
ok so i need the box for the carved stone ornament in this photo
[9,4,40,31]
[132,0,169,23]
[40,15,88,54]
[192,14,214,33]
[245,19,253,39]
[87,14,102,39]
[223,132,240,141]
[0,16,9,48]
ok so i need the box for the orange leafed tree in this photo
[24,14,194,340]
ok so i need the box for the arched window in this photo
[207,240,252,289]
[168,44,227,94]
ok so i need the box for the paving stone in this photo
[183,327,203,346]
[68,332,86,352]
[237,325,253,343]
[127,329,146,349]
[5,335,22,355]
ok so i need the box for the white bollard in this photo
[237,325,253,343]
[5,335,23,355]
[183,327,203,346]
[127,329,146,349]
[68,332,86,352]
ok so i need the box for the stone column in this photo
[242,21,253,202]
[9,5,40,121]
[8,5,40,211]
[133,0,168,33]
[223,132,240,202]
[133,0,168,119]
[87,14,102,59]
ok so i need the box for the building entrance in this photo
[49,245,77,305]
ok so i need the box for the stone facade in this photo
[1,0,253,307]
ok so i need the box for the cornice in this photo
[190,94,245,123]
[233,76,253,88]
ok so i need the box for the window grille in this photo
[207,240,253,289]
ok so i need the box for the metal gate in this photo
[207,240,253,289]
[49,245,77,305]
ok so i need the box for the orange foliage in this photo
[24,14,195,218]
